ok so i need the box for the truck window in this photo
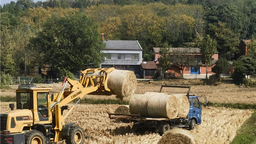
[192,98,200,109]
[17,92,33,109]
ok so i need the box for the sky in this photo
[1,0,18,6]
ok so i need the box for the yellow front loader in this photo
[0,68,116,144]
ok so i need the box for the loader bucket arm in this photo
[52,67,115,142]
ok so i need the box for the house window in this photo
[106,53,111,59]
[196,58,201,63]
[118,54,125,59]
[131,54,139,60]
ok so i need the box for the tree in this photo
[30,12,104,74]
[212,58,230,79]
[158,46,171,79]
[198,35,217,80]
[232,56,256,84]
[170,48,195,78]
[211,22,240,60]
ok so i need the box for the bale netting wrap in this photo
[172,94,190,118]
[129,94,149,116]
[158,128,195,144]
[147,93,178,119]
[107,70,137,100]
[115,105,130,114]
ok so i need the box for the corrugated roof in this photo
[141,61,158,69]
[104,40,142,50]
[153,47,219,54]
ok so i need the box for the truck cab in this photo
[187,96,202,130]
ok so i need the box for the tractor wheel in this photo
[189,119,196,130]
[66,126,85,144]
[25,130,46,144]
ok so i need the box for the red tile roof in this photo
[141,61,158,69]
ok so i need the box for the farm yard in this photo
[0,80,256,144]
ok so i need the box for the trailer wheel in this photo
[66,126,85,144]
[189,119,196,130]
[159,123,170,136]
[25,130,46,144]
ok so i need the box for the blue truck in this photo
[108,85,206,135]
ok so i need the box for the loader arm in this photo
[52,67,115,142]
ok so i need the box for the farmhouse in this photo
[100,40,143,77]
[154,47,219,79]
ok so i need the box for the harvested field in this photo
[2,80,256,104]
[0,102,253,144]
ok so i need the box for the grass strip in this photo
[79,98,129,105]
[231,111,256,144]
[0,96,16,102]
[207,101,256,109]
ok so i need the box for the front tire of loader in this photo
[66,126,85,144]
[25,130,46,144]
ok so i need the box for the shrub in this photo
[59,69,75,80]
[32,75,45,83]
[0,72,13,85]
[243,78,256,87]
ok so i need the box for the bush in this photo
[32,75,45,83]
[243,78,256,87]
[0,72,13,85]
[59,69,75,80]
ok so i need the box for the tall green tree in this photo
[198,35,217,80]
[212,58,230,78]
[170,48,195,78]
[30,12,104,74]
[158,46,171,79]
[233,56,256,84]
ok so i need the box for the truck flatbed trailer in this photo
[108,85,206,135]
[108,112,193,135]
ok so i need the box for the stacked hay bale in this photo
[172,94,190,118]
[115,105,130,114]
[130,92,189,119]
[107,70,137,100]
[158,128,195,144]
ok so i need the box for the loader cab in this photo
[188,96,202,125]
[16,84,52,124]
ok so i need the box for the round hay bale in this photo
[107,70,137,100]
[172,94,190,118]
[115,105,130,114]
[129,94,149,116]
[147,93,178,119]
[158,128,195,144]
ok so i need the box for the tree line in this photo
[1,0,256,84]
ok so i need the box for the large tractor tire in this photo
[66,126,85,144]
[25,130,46,144]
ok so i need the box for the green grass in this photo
[231,111,256,144]
[0,96,16,102]
[0,85,12,90]
[0,96,129,104]
[206,101,256,109]
[79,98,129,105]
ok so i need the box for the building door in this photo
[190,66,200,74]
